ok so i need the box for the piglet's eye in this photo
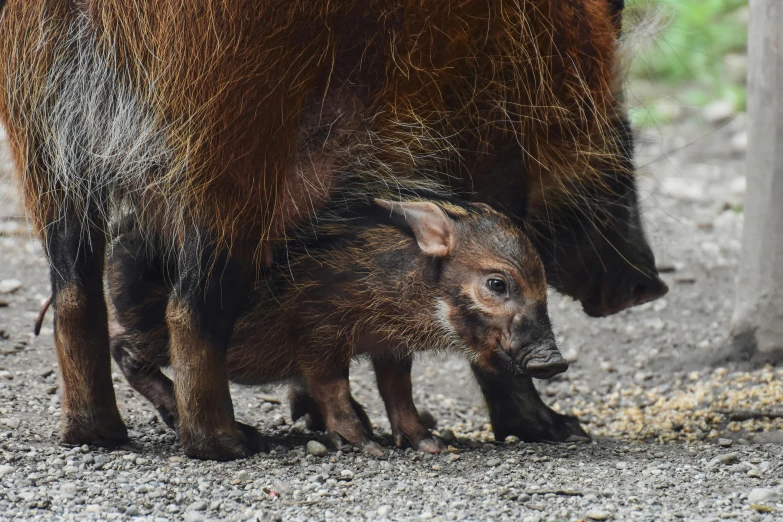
[486,278,507,295]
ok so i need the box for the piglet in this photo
[107,194,567,456]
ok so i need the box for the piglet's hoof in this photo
[392,427,447,453]
[390,422,447,454]
[415,436,447,454]
[181,422,264,461]
[329,432,385,458]
[290,389,372,435]
[537,412,590,444]
[493,410,590,443]
[361,441,385,458]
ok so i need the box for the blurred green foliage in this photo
[625,0,748,124]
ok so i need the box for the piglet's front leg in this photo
[305,368,383,457]
[373,356,446,454]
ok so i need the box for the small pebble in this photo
[439,429,455,444]
[748,488,781,504]
[717,438,733,447]
[586,511,608,521]
[188,501,208,512]
[0,278,22,294]
[307,440,328,457]
[710,453,740,467]
[1,417,20,429]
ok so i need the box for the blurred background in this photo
[626,0,748,127]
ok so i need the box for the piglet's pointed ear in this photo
[375,199,455,256]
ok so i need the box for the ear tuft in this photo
[375,199,455,256]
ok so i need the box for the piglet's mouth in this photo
[521,351,569,380]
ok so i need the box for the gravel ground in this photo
[1,108,783,522]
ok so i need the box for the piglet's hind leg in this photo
[373,356,446,454]
[289,378,372,433]
[305,368,382,457]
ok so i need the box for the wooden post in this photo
[730,0,783,360]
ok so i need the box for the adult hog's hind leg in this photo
[110,337,178,431]
[46,216,128,446]
[305,368,382,457]
[471,364,589,442]
[107,235,178,430]
[289,378,372,433]
[112,337,261,446]
[373,356,446,453]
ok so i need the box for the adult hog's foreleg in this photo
[471,364,589,443]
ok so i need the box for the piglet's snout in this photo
[521,340,568,379]
[505,312,567,379]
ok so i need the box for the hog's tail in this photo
[34,295,52,336]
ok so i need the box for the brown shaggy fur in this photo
[0,0,621,255]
